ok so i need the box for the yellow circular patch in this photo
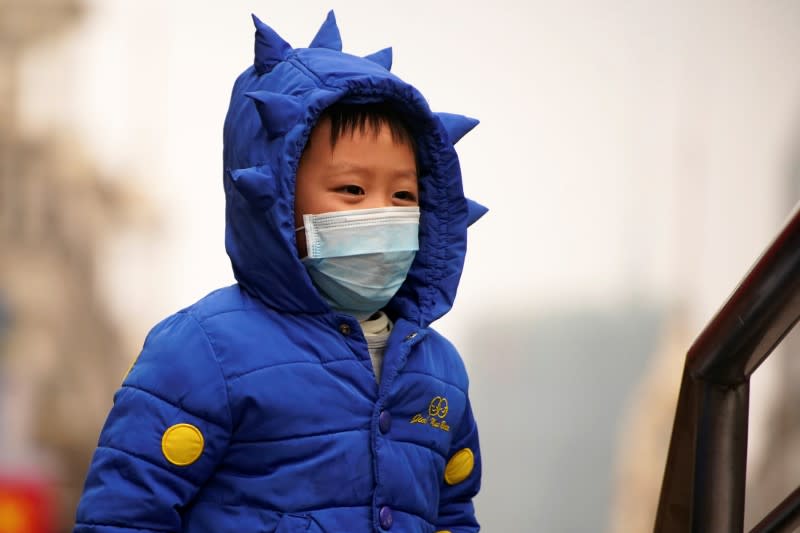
[435,531,452,533]
[444,447,475,485]
[161,423,204,466]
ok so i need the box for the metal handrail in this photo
[750,485,800,533]
[654,202,800,532]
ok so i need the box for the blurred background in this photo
[1,0,799,531]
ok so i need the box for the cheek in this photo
[294,172,330,219]
[293,200,304,228]
[293,159,314,221]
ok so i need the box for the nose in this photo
[362,190,394,209]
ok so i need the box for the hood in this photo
[222,10,487,327]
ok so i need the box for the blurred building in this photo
[0,0,145,530]
[468,303,664,531]
[608,312,692,533]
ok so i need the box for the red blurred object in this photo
[0,474,54,533]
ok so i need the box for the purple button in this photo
[379,506,393,530]
[378,410,392,434]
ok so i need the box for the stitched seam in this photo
[390,437,448,460]
[189,502,374,513]
[229,426,369,445]
[191,307,252,322]
[438,496,475,506]
[227,358,362,382]
[289,56,337,89]
[396,370,468,393]
[75,522,172,533]
[184,311,234,431]
[120,385,227,430]
[383,506,436,528]
[95,445,201,482]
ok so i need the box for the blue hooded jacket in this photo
[75,11,485,533]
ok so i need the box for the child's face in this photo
[294,117,418,257]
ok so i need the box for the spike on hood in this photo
[223,11,485,327]
[251,14,292,74]
[435,112,480,145]
[245,91,303,139]
[363,47,393,70]
[309,10,343,51]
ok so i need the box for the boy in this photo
[75,10,486,533]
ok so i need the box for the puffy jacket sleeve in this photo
[74,311,232,533]
[435,394,482,533]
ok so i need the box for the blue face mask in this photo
[298,206,420,319]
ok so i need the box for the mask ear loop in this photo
[295,226,307,261]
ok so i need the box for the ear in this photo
[252,13,292,74]
[466,198,488,227]
[363,47,392,70]
[435,112,480,145]
[244,91,303,139]
[309,10,342,51]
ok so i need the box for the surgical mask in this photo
[298,206,420,319]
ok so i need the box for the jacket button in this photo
[379,506,393,530]
[338,323,351,335]
[379,410,392,434]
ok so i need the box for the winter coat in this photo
[74,11,486,533]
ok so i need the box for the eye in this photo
[337,184,365,196]
[393,190,418,203]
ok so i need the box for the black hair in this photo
[320,101,418,155]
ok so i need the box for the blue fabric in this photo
[75,10,482,533]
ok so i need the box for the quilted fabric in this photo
[74,10,483,533]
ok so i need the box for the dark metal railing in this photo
[654,202,800,533]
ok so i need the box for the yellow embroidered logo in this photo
[410,396,450,432]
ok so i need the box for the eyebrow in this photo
[327,163,418,178]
